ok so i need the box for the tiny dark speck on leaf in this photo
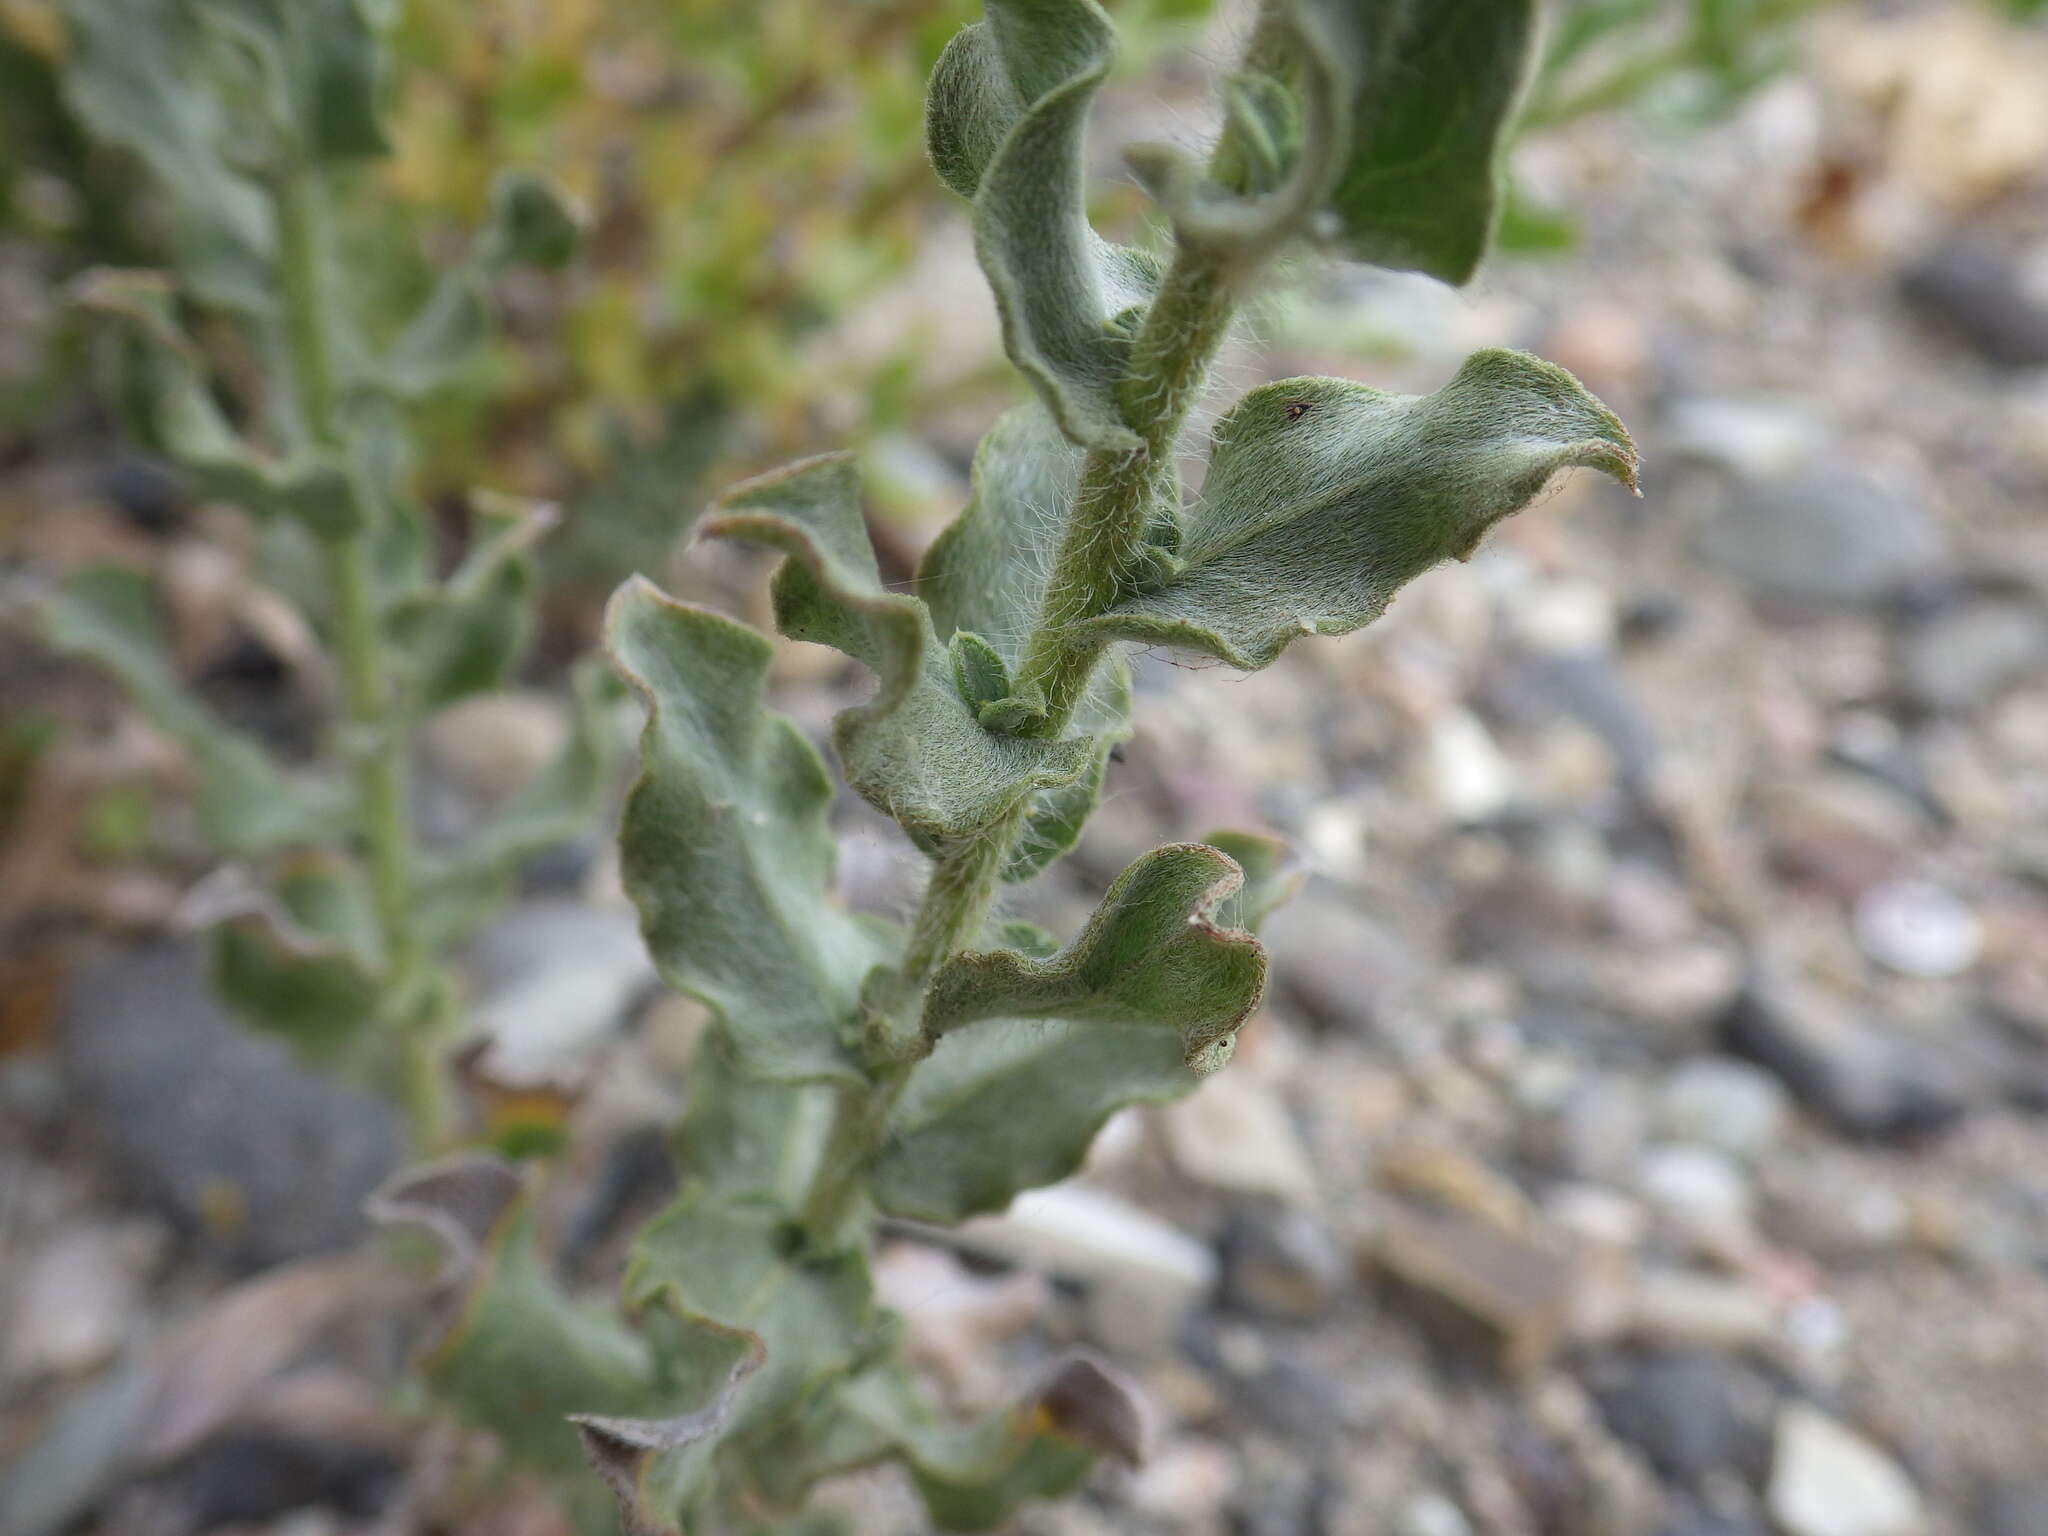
[1283,401,1312,422]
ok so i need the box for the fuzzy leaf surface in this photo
[607,578,892,1084]
[1071,350,1638,670]
[927,0,1159,450]
[873,844,1265,1222]
[42,564,344,853]
[915,407,1131,880]
[705,454,1094,854]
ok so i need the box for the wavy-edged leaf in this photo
[914,407,1132,880]
[873,844,1265,1222]
[74,270,358,535]
[369,1157,694,1529]
[1070,349,1639,671]
[618,1189,886,1521]
[42,563,345,853]
[669,1038,836,1213]
[1132,0,1538,285]
[927,0,1159,451]
[606,577,890,1085]
[704,454,1095,855]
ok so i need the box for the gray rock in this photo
[1589,1349,1775,1488]
[1901,239,2048,369]
[1664,395,1829,481]
[1765,1402,1927,1536]
[60,941,403,1268]
[1720,980,1978,1140]
[1979,1478,2048,1536]
[1696,467,1946,608]
[1219,1203,1350,1322]
[1903,600,2048,712]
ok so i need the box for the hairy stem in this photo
[276,168,443,1148]
[1009,249,1235,734]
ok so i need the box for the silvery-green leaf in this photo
[42,564,345,853]
[669,1040,837,1213]
[606,577,893,1085]
[1133,0,1539,285]
[927,0,1160,451]
[55,0,273,309]
[1070,349,1639,670]
[915,407,1132,879]
[704,454,1095,854]
[873,844,1265,1222]
[75,270,357,535]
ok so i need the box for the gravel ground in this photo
[5,6,2048,1535]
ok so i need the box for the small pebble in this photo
[1852,879,1982,979]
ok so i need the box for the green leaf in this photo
[383,172,582,397]
[371,1157,703,1532]
[617,1190,886,1521]
[54,0,273,308]
[669,1038,836,1213]
[873,843,1266,1222]
[926,0,1161,450]
[204,854,383,1057]
[191,0,390,162]
[1131,0,1540,285]
[386,493,552,710]
[914,407,1132,880]
[41,564,344,853]
[74,270,358,535]
[606,577,892,1085]
[704,454,1096,855]
[480,168,583,271]
[1069,349,1639,671]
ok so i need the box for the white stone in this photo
[955,1185,1216,1351]
[1637,1142,1755,1251]
[1629,1268,1779,1350]
[1853,879,1982,979]
[1767,1403,1928,1536]
[1424,708,1515,823]
[1162,1072,1319,1204]
[1654,1057,1792,1162]
[1397,1491,1476,1536]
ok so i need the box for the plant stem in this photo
[1009,249,1235,736]
[275,167,443,1148]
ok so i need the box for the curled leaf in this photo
[705,454,1095,854]
[873,844,1267,1223]
[1133,0,1540,285]
[194,856,383,1059]
[607,577,892,1084]
[927,0,1160,450]
[1071,349,1639,670]
[1033,1354,1147,1467]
